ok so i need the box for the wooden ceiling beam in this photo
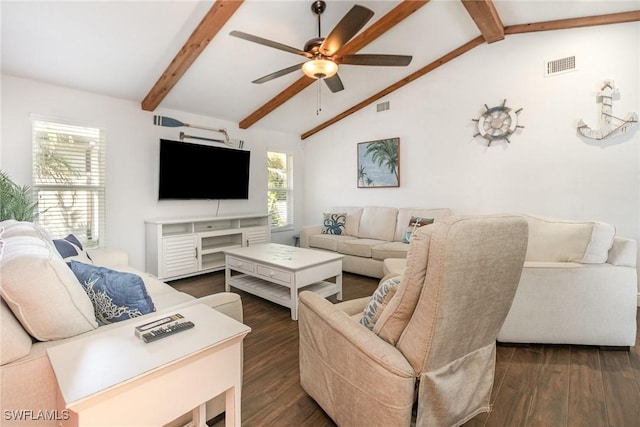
[460,0,504,43]
[301,36,485,140]
[505,10,640,34]
[141,0,244,112]
[238,0,430,130]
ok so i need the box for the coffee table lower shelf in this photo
[227,274,339,311]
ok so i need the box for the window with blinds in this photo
[31,118,106,247]
[267,151,294,231]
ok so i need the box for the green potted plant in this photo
[0,170,38,222]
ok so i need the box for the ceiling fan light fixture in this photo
[302,59,338,79]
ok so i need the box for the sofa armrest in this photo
[607,237,637,267]
[87,248,130,269]
[335,296,370,316]
[299,291,414,377]
[197,292,243,323]
[300,224,322,248]
[298,291,415,424]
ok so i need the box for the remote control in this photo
[141,320,195,343]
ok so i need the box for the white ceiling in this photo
[2,0,639,137]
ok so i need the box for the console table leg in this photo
[291,286,298,320]
[225,267,231,292]
[191,404,206,427]
[224,386,241,426]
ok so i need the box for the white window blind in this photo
[267,151,294,231]
[32,118,106,247]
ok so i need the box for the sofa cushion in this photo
[360,275,402,330]
[0,236,98,341]
[321,212,347,235]
[308,234,357,252]
[394,208,451,242]
[383,258,408,276]
[371,241,410,261]
[0,220,51,242]
[331,207,364,237]
[337,238,386,258]
[69,261,156,325]
[0,297,32,364]
[358,207,398,241]
[53,234,93,263]
[523,215,616,263]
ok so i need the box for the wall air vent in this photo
[376,101,390,112]
[545,55,577,77]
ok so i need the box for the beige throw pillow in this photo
[0,236,98,341]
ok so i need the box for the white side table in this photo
[47,303,250,427]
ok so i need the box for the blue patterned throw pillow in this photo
[53,234,93,263]
[360,275,402,330]
[68,261,155,325]
[322,212,347,235]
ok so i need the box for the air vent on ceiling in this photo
[545,55,576,77]
[376,101,390,112]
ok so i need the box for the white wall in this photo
[0,75,304,270]
[2,22,639,280]
[302,23,640,249]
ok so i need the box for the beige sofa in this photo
[383,214,638,347]
[0,220,243,426]
[300,206,451,278]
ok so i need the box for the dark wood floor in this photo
[171,271,640,427]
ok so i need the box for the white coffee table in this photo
[224,243,343,320]
[47,303,250,427]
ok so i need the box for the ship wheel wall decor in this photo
[472,99,524,146]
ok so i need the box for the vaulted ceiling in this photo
[2,1,639,139]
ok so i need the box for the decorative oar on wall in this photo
[153,115,245,148]
[178,132,244,149]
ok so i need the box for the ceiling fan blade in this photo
[324,74,344,93]
[230,30,312,58]
[338,54,413,66]
[252,63,304,84]
[320,5,374,56]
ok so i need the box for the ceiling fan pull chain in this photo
[316,79,322,115]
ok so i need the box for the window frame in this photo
[267,150,294,232]
[31,116,106,248]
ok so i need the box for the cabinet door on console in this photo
[162,235,197,279]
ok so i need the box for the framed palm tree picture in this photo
[357,137,400,188]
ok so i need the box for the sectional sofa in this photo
[300,206,452,278]
[0,220,243,426]
[382,214,638,347]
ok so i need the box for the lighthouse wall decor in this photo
[577,80,638,140]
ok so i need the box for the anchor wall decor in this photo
[577,80,638,140]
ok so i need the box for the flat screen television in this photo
[158,139,250,200]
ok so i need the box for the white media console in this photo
[145,213,270,280]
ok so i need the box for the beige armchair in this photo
[298,215,528,426]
